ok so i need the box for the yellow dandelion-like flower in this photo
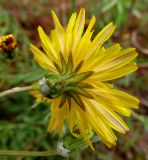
[30,8,139,150]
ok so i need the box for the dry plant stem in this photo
[138,63,148,68]
[128,0,136,15]
[0,86,33,98]
[132,111,141,121]
[131,31,148,55]
[0,150,57,157]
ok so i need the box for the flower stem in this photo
[0,149,58,157]
[0,85,34,98]
[132,111,141,121]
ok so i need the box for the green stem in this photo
[0,84,39,98]
[71,0,76,12]
[0,149,58,157]
[0,122,46,131]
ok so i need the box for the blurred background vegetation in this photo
[0,0,148,160]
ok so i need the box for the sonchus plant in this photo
[30,8,139,150]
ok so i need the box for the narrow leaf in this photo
[73,60,84,73]
[59,95,66,107]
[65,86,93,99]
[60,52,67,73]
[67,71,93,83]
[66,52,73,73]
[69,92,85,110]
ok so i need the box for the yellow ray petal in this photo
[72,8,85,53]
[75,106,94,150]
[38,26,58,60]
[67,105,79,137]
[64,13,77,60]
[89,87,139,116]
[55,104,67,134]
[51,10,65,33]
[30,44,56,72]
[30,90,52,103]
[51,11,65,55]
[85,22,116,60]
[50,29,64,67]
[82,44,121,72]
[88,115,116,148]
[66,13,77,33]
[85,101,117,147]
[50,29,60,53]
[87,99,129,133]
[91,62,138,81]
[98,48,135,67]
[94,49,138,72]
[73,16,96,66]
[47,97,61,132]
[90,93,132,117]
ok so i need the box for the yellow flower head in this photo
[30,8,139,150]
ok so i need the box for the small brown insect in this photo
[0,34,16,53]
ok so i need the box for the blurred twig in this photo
[140,98,148,108]
[138,63,148,68]
[0,86,33,98]
[128,0,136,15]
[132,111,141,121]
[131,31,148,55]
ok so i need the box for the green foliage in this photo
[88,0,148,30]
[0,0,148,160]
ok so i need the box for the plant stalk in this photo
[0,149,58,157]
[0,85,35,98]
